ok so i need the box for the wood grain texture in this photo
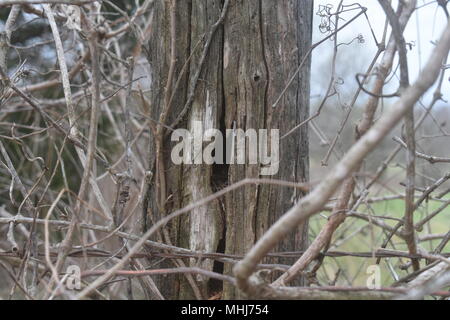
[145,0,312,299]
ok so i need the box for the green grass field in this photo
[309,197,450,287]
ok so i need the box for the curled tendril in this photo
[335,77,345,86]
[317,4,335,35]
[357,34,365,44]
[316,3,368,44]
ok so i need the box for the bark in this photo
[145,0,313,299]
[222,0,312,298]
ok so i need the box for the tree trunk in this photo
[145,0,313,299]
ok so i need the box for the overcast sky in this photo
[311,0,449,103]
